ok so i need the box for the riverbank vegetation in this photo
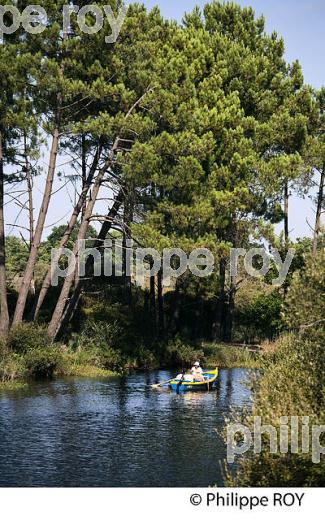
[227,251,325,486]
[0,323,117,390]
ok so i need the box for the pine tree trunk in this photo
[223,284,236,343]
[47,140,118,339]
[12,123,61,325]
[157,269,165,339]
[81,134,87,218]
[0,131,9,336]
[122,190,133,306]
[172,278,181,335]
[24,134,35,296]
[149,261,156,336]
[284,182,289,249]
[55,190,124,337]
[218,258,227,341]
[312,165,325,259]
[31,141,102,320]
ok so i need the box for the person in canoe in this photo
[191,361,205,382]
[175,370,194,382]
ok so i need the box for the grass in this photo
[0,381,28,391]
[62,362,117,378]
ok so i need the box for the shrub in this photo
[284,250,325,339]
[236,290,283,341]
[0,337,7,358]
[69,320,120,350]
[163,337,204,368]
[68,320,123,370]
[24,347,62,379]
[0,354,26,382]
[205,344,259,368]
[126,346,158,370]
[8,323,51,354]
[227,333,325,486]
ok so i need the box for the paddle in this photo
[151,378,173,389]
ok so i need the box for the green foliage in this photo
[228,251,325,486]
[284,250,325,337]
[1,1,322,361]
[24,347,63,379]
[68,320,124,370]
[228,333,325,486]
[204,343,259,368]
[0,354,26,383]
[0,337,7,357]
[125,346,158,370]
[236,290,283,341]
[8,323,51,354]
[163,337,205,368]
[5,237,29,288]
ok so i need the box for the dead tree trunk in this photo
[0,131,9,336]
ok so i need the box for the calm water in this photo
[0,369,252,487]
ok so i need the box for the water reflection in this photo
[0,368,252,487]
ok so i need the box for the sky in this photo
[5,1,325,240]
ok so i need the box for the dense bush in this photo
[0,353,26,383]
[235,290,283,342]
[126,345,158,370]
[284,251,325,338]
[24,348,63,379]
[0,337,7,357]
[162,337,205,368]
[228,250,325,486]
[68,320,124,370]
[205,344,259,368]
[227,332,325,486]
[8,323,52,354]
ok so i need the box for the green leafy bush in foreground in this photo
[226,331,325,486]
[226,251,325,486]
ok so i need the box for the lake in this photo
[0,368,252,487]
